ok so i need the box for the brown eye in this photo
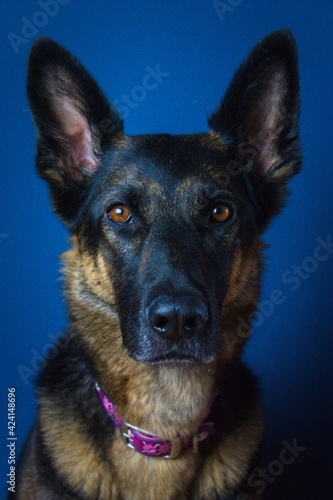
[108,204,131,224]
[210,203,232,223]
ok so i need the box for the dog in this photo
[16,29,300,499]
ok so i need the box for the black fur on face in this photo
[27,30,301,364]
[74,133,259,363]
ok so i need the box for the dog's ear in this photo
[27,37,123,223]
[209,30,301,230]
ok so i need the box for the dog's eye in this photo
[210,203,233,223]
[107,204,132,224]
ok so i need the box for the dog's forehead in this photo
[105,132,228,188]
[135,132,226,171]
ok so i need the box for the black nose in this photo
[146,295,208,340]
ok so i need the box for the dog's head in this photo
[27,31,300,368]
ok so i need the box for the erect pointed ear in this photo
[209,30,301,229]
[27,37,123,223]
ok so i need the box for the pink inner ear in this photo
[58,99,99,181]
[70,126,98,181]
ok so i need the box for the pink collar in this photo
[95,383,216,459]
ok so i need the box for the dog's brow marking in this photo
[175,176,222,211]
[176,177,197,193]
[109,164,166,200]
[108,164,142,184]
[143,179,166,200]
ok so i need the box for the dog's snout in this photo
[146,295,208,340]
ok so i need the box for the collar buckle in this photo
[120,422,182,459]
[120,422,135,451]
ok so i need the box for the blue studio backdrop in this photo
[1,1,332,498]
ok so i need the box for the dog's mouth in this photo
[137,354,200,366]
[122,303,219,367]
[128,343,215,367]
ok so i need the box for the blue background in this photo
[1,1,332,498]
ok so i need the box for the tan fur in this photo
[63,240,217,436]
[40,399,115,499]
[199,131,227,151]
[35,236,264,499]
[39,381,262,500]
[22,160,266,500]
[18,201,264,499]
[192,414,263,499]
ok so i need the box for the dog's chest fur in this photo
[35,358,262,500]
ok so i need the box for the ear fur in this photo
[27,37,123,223]
[209,30,301,229]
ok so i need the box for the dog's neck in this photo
[99,357,217,440]
[95,380,217,458]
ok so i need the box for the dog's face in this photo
[75,133,259,365]
[27,31,300,367]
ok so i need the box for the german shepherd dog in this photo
[17,30,300,499]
